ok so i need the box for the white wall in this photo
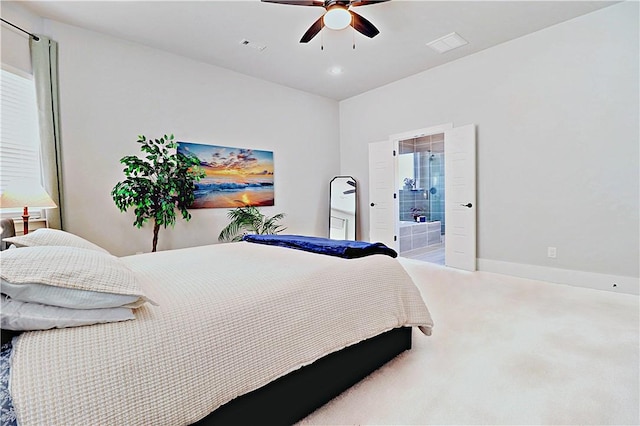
[339,3,639,288]
[3,2,638,292]
[0,2,42,74]
[40,21,340,256]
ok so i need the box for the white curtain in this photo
[30,35,63,230]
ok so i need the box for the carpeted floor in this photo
[298,258,640,425]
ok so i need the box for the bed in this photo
[0,229,433,425]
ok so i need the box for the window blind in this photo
[0,67,42,200]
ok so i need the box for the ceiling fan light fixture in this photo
[323,6,351,30]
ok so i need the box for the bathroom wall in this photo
[397,134,445,233]
[398,189,427,222]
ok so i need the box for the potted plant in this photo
[218,205,286,242]
[111,134,205,252]
[403,177,415,190]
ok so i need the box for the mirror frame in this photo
[329,175,357,240]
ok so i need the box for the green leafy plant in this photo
[111,134,205,252]
[218,205,286,242]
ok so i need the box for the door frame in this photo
[388,123,453,252]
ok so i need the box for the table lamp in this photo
[0,180,57,235]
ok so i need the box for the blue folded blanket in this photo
[242,234,397,259]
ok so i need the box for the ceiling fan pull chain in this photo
[352,27,356,50]
[321,30,324,51]
[352,13,356,49]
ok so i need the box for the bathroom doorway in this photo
[397,133,445,265]
[369,123,475,270]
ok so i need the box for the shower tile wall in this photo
[399,189,428,221]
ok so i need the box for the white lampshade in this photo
[0,180,57,211]
[324,6,351,31]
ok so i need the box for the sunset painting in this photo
[177,141,274,208]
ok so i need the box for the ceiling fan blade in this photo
[300,16,325,43]
[261,0,324,6]
[350,10,380,38]
[349,0,390,7]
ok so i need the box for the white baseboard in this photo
[477,259,639,295]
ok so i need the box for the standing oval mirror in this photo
[329,176,357,240]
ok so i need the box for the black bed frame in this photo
[0,327,412,425]
[194,326,412,425]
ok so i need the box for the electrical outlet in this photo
[547,247,557,258]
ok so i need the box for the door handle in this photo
[461,203,473,208]
[370,203,376,207]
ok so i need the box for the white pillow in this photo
[1,280,140,309]
[3,228,110,254]
[1,294,135,331]
[0,245,156,309]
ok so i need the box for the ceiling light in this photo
[323,6,351,31]
[329,66,343,76]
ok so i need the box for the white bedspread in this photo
[10,242,433,425]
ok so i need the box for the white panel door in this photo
[444,124,476,271]
[368,140,397,249]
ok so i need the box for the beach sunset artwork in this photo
[177,141,274,208]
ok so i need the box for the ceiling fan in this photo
[343,179,356,195]
[262,0,389,44]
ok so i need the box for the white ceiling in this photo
[16,0,618,100]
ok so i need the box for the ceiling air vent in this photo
[239,39,267,52]
[426,32,468,53]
